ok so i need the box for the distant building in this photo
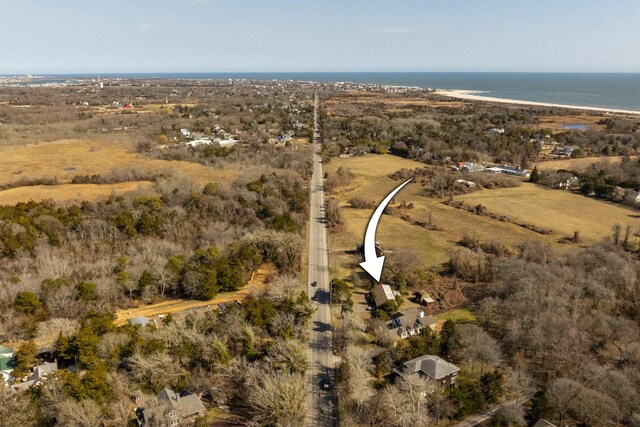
[140,388,206,426]
[386,308,436,339]
[394,354,460,386]
[553,145,580,156]
[458,162,485,173]
[488,128,505,134]
[180,128,191,137]
[624,189,640,206]
[485,164,531,178]
[372,284,397,308]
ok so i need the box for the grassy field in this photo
[0,181,154,205]
[535,155,638,171]
[0,139,241,203]
[326,154,640,283]
[460,183,640,244]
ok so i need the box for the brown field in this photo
[0,139,239,187]
[114,264,277,325]
[459,184,640,244]
[0,181,153,205]
[326,154,640,281]
[535,155,638,171]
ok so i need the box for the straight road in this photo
[306,93,337,426]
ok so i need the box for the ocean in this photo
[6,72,640,112]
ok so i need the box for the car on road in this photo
[320,379,331,391]
[311,281,317,287]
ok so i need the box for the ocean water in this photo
[7,72,640,112]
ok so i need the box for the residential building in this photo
[394,354,460,386]
[11,361,58,391]
[140,388,206,426]
[488,127,505,134]
[485,164,531,177]
[372,283,397,308]
[386,308,436,339]
[553,145,580,156]
[458,162,486,173]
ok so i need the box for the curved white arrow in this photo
[360,178,413,282]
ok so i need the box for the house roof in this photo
[372,284,395,307]
[395,354,460,380]
[533,419,557,427]
[154,387,206,418]
[28,361,58,382]
[386,308,436,331]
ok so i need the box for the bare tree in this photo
[381,372,434,427]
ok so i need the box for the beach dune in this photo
[435,89,640,115]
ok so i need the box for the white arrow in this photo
[359,178,413,282]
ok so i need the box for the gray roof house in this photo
[394,354,460,386]
[141,388,206,426]
[385,308,436,339]
[11,361,58,391]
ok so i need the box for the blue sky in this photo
[1,0,639,74]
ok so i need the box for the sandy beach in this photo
[435,89,640,115]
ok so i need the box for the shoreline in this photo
[435,89,640,115]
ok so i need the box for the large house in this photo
[394,354,460,386]
[385,308,436,339]
[0,345,13,384]
[372,283,397,308]
[140,388,206,426]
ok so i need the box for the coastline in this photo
[435,89,640,115]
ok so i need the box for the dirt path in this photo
[113,264,276,325]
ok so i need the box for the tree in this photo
[480,370,505,404]
[381,372,434,427]
[76,282,97,301]
[529,166,540,183]
[14,291,42,314]
[548,378,581,427]
[11,340,37,379]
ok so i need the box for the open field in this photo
[459,183,640,244]
[0,181,153,205]
[326,155,640,283]
[0,139,239,187]
[114,264,276,325]
[535,155,638,171]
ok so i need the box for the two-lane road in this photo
[306,94,337,426]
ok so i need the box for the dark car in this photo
[311,281,317,287]
[320,378,331,390]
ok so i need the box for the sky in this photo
[1,0,639,74]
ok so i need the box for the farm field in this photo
[459,183,640,244]
[325,154,640,282]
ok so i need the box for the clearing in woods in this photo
[534,155,638,171]
[0,181,153,205]
[325,154,640,280]
[114,264,277,325]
